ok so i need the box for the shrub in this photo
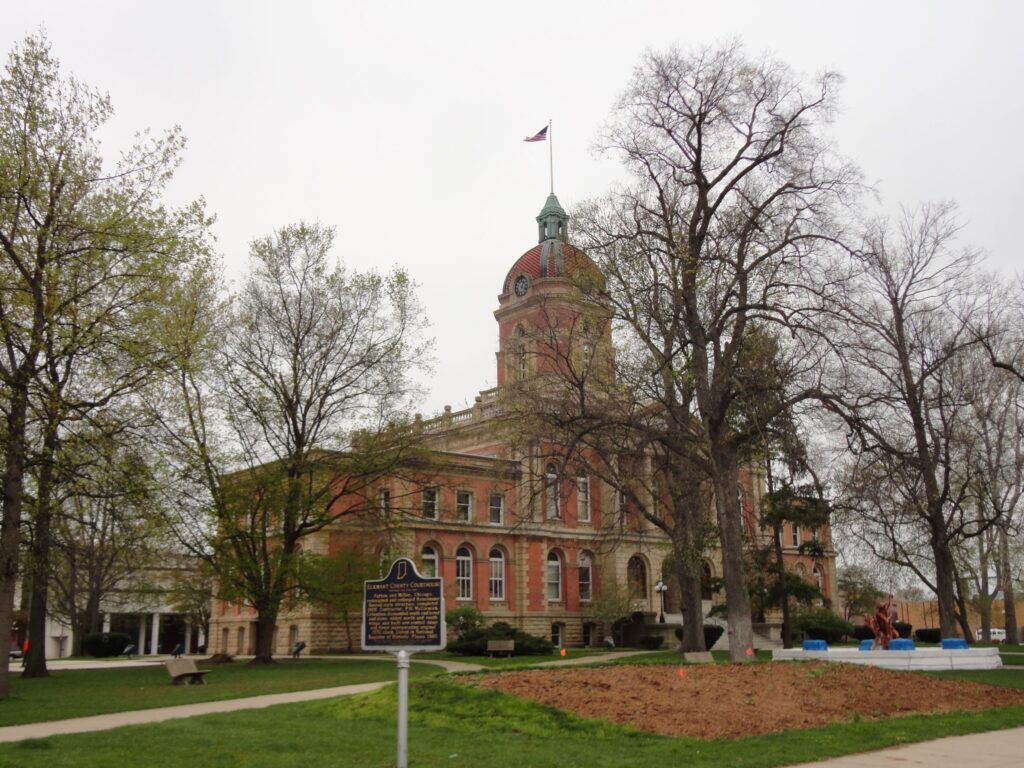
[851,624,874,641]
[639,635,664,650]
[893,621,913,638]
[703,624,725,648]
[447,621,554,656]
[81,632,133,658]
[797,609,854,644]
[915,627,941,644]
[445,605,485,641]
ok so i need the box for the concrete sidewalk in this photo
[0,681,390,743]
[789,725,1024,767]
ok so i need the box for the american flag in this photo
[523,125,548,142]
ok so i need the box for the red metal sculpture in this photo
[864,596,900,650]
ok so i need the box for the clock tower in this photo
[494,194,609,387]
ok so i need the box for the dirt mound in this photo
[473,662,1024,740]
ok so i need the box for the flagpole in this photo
[548,119,553,194]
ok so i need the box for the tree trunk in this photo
[773,524,793,649]
[674,552,706,652]
[0,393,31,698]
[250,613,277,664]
[1001,526,1019,644]
[709,440,754,660]
[930,524,960,639]
[978,533,991,643]
[23,421,60,678]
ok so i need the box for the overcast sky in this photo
[6,1,1022,416]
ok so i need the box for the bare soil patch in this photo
[473,662,1024,740]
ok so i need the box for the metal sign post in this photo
[362,558,446,768]
[395,649,410,767]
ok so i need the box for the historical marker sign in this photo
[362,558,446,652]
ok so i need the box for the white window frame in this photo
[488,493,504,525]
[378,487,391,515]
[791,523,801,547]
[488,549,505,601]
[421,545,438,578]
[456,490,472,522]
[577,474,591,523]
[422,487,439,520]
[456,547,472,601]
[578,553,592,602]
[546,551,562,601]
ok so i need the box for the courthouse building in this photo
[209,194,838,654]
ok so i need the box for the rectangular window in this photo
[378,487,390,515]
[579,564,592,602]
[422,487,438,519]
[456,491,472,522]
[577,475,591,523]
[791,524,801,547]
[489,494,504,525]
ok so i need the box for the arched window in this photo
[489,548,505,601]
[576,473,591,522]
[551,622,564,647]
[578,552,593,602]
[545,464,560,518]
[627,555,647,601]
[456,547,472,600]
[546,551,562,600]
[421,545,438,578]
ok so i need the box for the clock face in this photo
[514,275,529,297]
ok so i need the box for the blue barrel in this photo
[802,639,828,651]
[941,638,968,650]
[859,639,874,651]
[889,638,915,651]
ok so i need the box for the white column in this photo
[149,613,160,655]
[184,623,192,654]
[198,628,206,650]
[136,616,146,653]
[102,614,111,632]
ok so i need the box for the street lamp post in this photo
[655,580,667,623]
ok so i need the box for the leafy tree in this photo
[836,566,887,623]
[298,548,381,652]
[590,576,643,645]
[0,33,210,689]
[155,222,430,663]
[48,427,167,657]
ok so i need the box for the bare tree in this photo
[572,43,858,659]
[823,203,991,639]
[154,222,431,663]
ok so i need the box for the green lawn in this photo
[1,677,1023,768]
[0,658,440,727]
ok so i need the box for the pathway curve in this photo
[0,681,389,743]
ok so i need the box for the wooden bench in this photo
[487,639,515,658]
[165,658,209,685]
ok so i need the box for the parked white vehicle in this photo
[975,627,1007,642]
